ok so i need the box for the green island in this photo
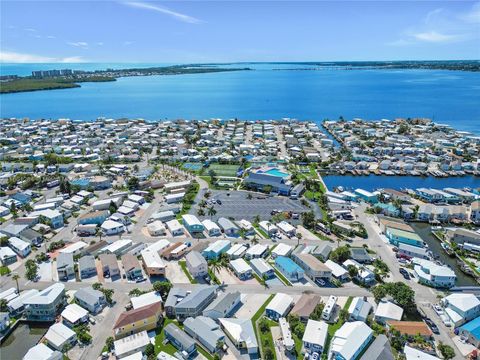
[0,65,251,94]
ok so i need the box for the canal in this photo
[413,223,477,287]
[322,174,480,192]
[0,322,49,359]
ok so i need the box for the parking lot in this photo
[195,190,309,222]
[216,267,259,285]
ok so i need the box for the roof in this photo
[302,319,328,346]
[182,214,202,226]
[348,297,372,320]
[275,256,303,273]
[249,257,273,274]
[130,291,163,310]
[387,227,423,242]
[74,287,104,305]
[204,240,231,253]
[78,255,96,271]
[375,300,404,321]
[121,253,141,272]
[114,302,161,329]
[460,316,480,340]
[186,251,207,268]
[114,331,150,358]
[184,316,224,350]
[387,321,432,337]
[295,253,330,272]
[219,318,258,350]
[291,294,322,318]
[7,289,38,311]
[203,291,240,315]
[61,303,88,323]
[271,243,292,256]
[164,288,188,309]
[45,322,76,348]
[444,293,480,312]
[23,343,62,360]
[141,249,165,269]
[57,252,74,270]
[359,334,394,360]
[330,321,373,360]
[218,217,238,231]
[164,323,195,349]
[176,286,216,310]
[404,345,440,360]
[325,260,348,277]
[24,283,64,306]
[266,293,293,315]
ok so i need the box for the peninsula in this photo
[0,65,251,94]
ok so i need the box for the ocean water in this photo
[0,63,479,134]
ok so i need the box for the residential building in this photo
[275,256,305,282]
[325,260,349,281]
[99,253,120,279]
[404,345,440,360]
[141,248,166,276]
[121,253,143,281]
[182,214,205,234]
[245,244,268,260]
[413,258,456,288]
[23,343,62,360]
[202,219,221,237]
[61,303,89,327]
[374,300,404,325]
[277,221,296,237]
[302,319,328,354]
[164,288,188,318]
[219,318,258,354]
[78,255,97,279]
[113,302,162,339]
[290,294,322,323]
[459,317,480,348]
[348,297,372,322]
[8,236,31,257]
[203,291,241,320]
[230,258,253,280]
[250,257,275,279]
[74,287,106,314]
[266,293,294,320]
[184,316,225,354]
[244,172,292,195]
[385,227,424,248]
[442,293,480,327]
[0,246,17,265]
[24,283,65,321]
[101,219,125,235]
[329,321,373,360]
[7,289,38,316]
[343,259,375,285]
[293,253,332,281]
[113,331,150,359]
[44,322,77,351]
[175,286,217,321]
[217,217,239,236]
[185,251,208,278]
[56,252,74,281]
[202,240,231,260]
[359,334,394,360]
[164,323,197,357]
[78,210,109,225]
[130,291,162,310]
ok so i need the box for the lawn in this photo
[322,296,353,359]
[178,260,197,284]
[252,295,275,360]
[258,318,278,360]
[208,164,240,177]
[0,266,11,276]
[253,224,268,238]
[272,266,292,286]
[154,319,182,356]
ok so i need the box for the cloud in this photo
[96,42,104,46]
[67,41,89,49]
[123,41,134,46]
[123,1,203,24]
[0,51,85,63]
[47,35,56,39]
[24,28,37,32]
[412,31,460,43]
[460,2,480,23]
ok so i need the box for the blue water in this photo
[0,63,479,134]
[323,174,480,192]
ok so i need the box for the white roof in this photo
[404,345,440,360]
[141,249,165,269]
[202,219,220,231]
[131,291,163,310]
[8,289,38,311]
[325,260,348,278]
[302,319,328,347]
[246,244,267,257]
[182,214,202,226]
[0,287,18,302]
[413,258,456,278]
[277,221,295,233]
[114,331,150,357]
[204,240,230,253]
[157,351,178,360]
[9,237,30,251]
[103,239,132,253]
[230,258,252,274]
[271,243,292,257]
[147,221,166,232]
[61,303,88,323]
[219,318,258,350]
[375,300,404,321]
[266,293,293,316]
[330,321,373,360]
[23,343,62,360]
[24,283,64,306]
[145,239,170,253]
[0,246,16,258]
[226,244,247,257]
[101,219,124,230]
[45,322,76,348]
[444,307,463,324]
[444,293,480,312]
[121,352,143,360]
[166,219,183,231]
[59,241,87,254]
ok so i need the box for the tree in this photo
[109,201,118,214]
[153,281,172,298]
[264,348,274,360]
[259,319,270,333]
[310,302,325,321]
[12,273,20,292]
[372,285,388,303]
[329,246,351,264]
[105,336,114,351]
[127,177,139,190]
[59,178,71,195]
[347,264,358,278]
[301,211,315,229]
[0,299,7,312]
[145,343,155,357]
[207,206,217,219]
[438,342,455,360]
[25,259,38,281]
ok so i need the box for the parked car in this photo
[424,319,440,334]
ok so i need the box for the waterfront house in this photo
[442,293,480,327]
[293,252,332,282]
[8,236,31,257]
[249,257,275,279]
[413,258,456,288]
[230,258,253,280]
[99,253,120,279]
[23,343,63,360]
[374,300,404,325]
[203,291,241,320]
[61,303,89,327]
[113,331,150,359]
[7,289,38,316]
[56,252,74,281]
[328,321,373,360]
[398,243,430,260]
[78,255,97,279]
[24,283,65,321]
[219,318,258,354]
[182,214,205,234]
[266,293,294,320]
[385,227,424,248]
[348,297,373,322]
[202,240,231,260]
[175,286,216,321]
[44,322,77,351]
[113,302,162,339]
[74,287,106,314]
[184,316,225,354]
[164,323,197,357]
[446,228,480,246]
[354,188,378,203]
[185,251,208,278]
[470,201,480,224]
[302,319,328,355]
[202,219,221,237]
[275,256,305,282]
[0,246,17,265]
[218,217,239,237]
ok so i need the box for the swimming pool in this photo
[263,168,289,178]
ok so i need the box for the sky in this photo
[0,0,479,63]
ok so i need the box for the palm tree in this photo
[12,273,20,293]
[207,206,217,219]
[95,227,103,243]
[296,233,303,246]
[209,258,222,276]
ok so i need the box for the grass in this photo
[323,296,353,358]
[252,295,275,360]
[208,268,221,284]
[0,266,11,275]
[292,333,303,360]
[154,318,183,356]
[459,255,480,275]
[178,260,197,284]
[253,224,268,239]
[258,318,278,360]
[272,266,292,286]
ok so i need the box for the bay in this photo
[0,63,479,134]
